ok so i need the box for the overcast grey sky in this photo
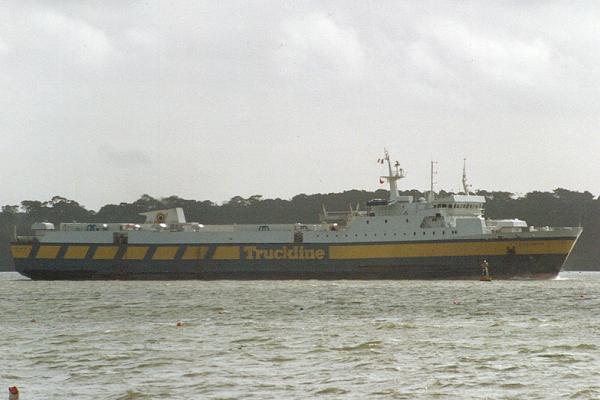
[1,1,599,210]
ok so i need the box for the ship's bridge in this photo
[432,195,485,216]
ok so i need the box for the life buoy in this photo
[155,213,166,224]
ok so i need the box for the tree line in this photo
[1,188,598,269]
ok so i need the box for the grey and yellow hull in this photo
[11,237,577,280]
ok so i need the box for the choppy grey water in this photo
[1,271,600,399]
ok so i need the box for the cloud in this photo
[275,13,365,80]
[99,145,152,168]
[30,9,112,66]
[1,1,600,209]
[0,36,8,54]
[423,18,553,87]
[124,28,159,49]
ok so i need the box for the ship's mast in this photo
[462,158,472,195]
[381,149,405,202]
[428,160,438,203]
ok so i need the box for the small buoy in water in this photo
[452,299,461,305]
[480,259,492,282]
[176,321,185,327]
[8,386,19,400]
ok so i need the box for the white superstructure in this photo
[29,151,578,246]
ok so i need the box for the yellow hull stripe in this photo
[213,246,240,260]
[36,245,61,259]
[93,246,118,260]
[329,239,576,260]
[11,245,32,259]
[64,245,90,259]
[181,245,209,260]
[124,246,149,260]
[152,246,179,260]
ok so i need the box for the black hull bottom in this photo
[16,254,567,281]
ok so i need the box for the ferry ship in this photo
[11,151,581,280]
